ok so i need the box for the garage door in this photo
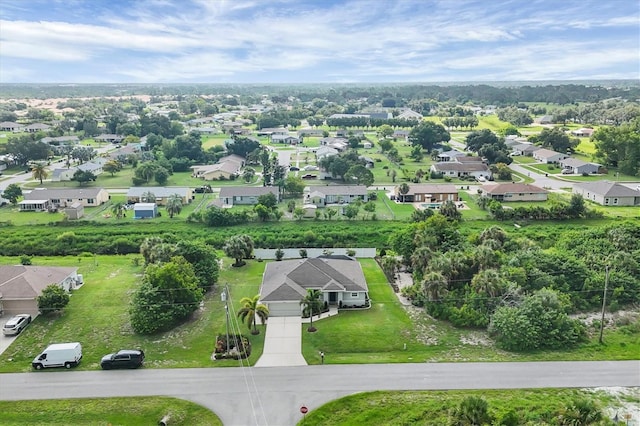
[267,302,301,317]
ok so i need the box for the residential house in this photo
[20,187,109,211]
[394,184,459,203]
[190,126,220,135]
[558,158,601,175]
[95,134,124,144]
[271,134,300,145]
[51,158,106,182]
[40,136,80,147]
[533,148,569,164]
[218,186,280,206]
[359,155,375,168]
[315,146,339,160]
[481,183,549,202]
[305,185,369,206]
[0,121,24,132]
[573,181,640,206]
[504,135,529,147]
[437,150,467,162]
[535,115,554,124]
[297,128,325,137]
[126,187,193,206]
[397,109,423,120]
[454,155,485,164]
[259,257,369,316]
[256,127,289,136]
[571,128,595,137]
[362,141,372,149]
[511,143,541,156]
[191,154,244,181]
[25,123,50,133]
[0,265,80,317]
[106,145,140,162]
[430,162,492,179]
[392,130,409,140]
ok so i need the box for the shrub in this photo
[37,284,70,315]
[20,255,32,265]
[275,248,284,261]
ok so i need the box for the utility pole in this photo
[221,284,230,355]
[599,265,609,344]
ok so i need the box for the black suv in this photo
[100,349,145,369]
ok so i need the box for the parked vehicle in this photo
[100,349,145,370]
[476,176,487,182]
[2,314,32,336]
[561,168,573,174]
[32,342,82,370]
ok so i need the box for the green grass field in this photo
[300,388,638,426]
[0,397,222,426]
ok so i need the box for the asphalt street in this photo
[1,361,638,426]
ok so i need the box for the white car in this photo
[476,176,487,182]
[2,314,32,336]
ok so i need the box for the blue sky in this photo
[1,0,639,83]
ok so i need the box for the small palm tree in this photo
[111,201,125,219]
[300,289,323,332]
[32,163,48,185]
[165,194,183,218]
[237,295,269,335]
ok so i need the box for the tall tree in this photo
[111,201,125,219]
[408,121,450,151]
[2,183,22,205]
[237,295,270,335]
[223,234,254,267]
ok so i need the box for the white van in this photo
[32,342,82,370]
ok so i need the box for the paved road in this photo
[1,361,638,425]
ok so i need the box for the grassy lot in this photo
[0,397,222,426]
[300,388,638,426]
[459,191,491,220]
[301,258,640,365]
[511,155,537,164]
[201,134,229,150]
[0,255,266,373]
[576,137,597,155]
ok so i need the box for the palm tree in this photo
[422,271,449,301]
[111,201,125,219]
[165,194,183,218]
[300,289,322,332]
[237,295,269,335]
[141,191,156,203]
[471,269,504,298]
[31,163,48,185]
[242,167,256,183]
[398,182,410,202]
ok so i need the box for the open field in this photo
[0,397,222,426]
[301,388,639,426]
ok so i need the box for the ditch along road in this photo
[1,360,638,426]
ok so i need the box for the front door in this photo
[329,292,337,304]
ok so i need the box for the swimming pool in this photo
[420,203,441,209]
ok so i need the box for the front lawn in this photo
[0,255,266,373]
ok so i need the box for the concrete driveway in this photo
[0,316,19,356]
[255,316,307,367]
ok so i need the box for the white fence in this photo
[253,247,376,260]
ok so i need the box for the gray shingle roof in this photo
[260,258,368,302]
[307,185,368,196]
[23,187,106,201]
[219,186,279,198]
[574,181,640,197]
[127,187,190,197]
[482,183,548,195]
[0,265,77,299]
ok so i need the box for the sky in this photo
[0,0,639,84]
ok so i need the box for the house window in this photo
[613,198,618,205]
[52,198,60,204]
[605,198,609,205]
[351,293,358,297]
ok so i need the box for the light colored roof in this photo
[0,265,77,300]
[134,203,157,209]
[260,258,368,302]
[405,184,459,195]
[219,186,279,198]
[513,143,540,152]
[308,185,368,196]
[23,187,106,201]
[534,148,564,159]
[560,158,589,167]
[482,183,548,195]
[432,162,490,172]
[127,187,190,197]
[574,181,640,197]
